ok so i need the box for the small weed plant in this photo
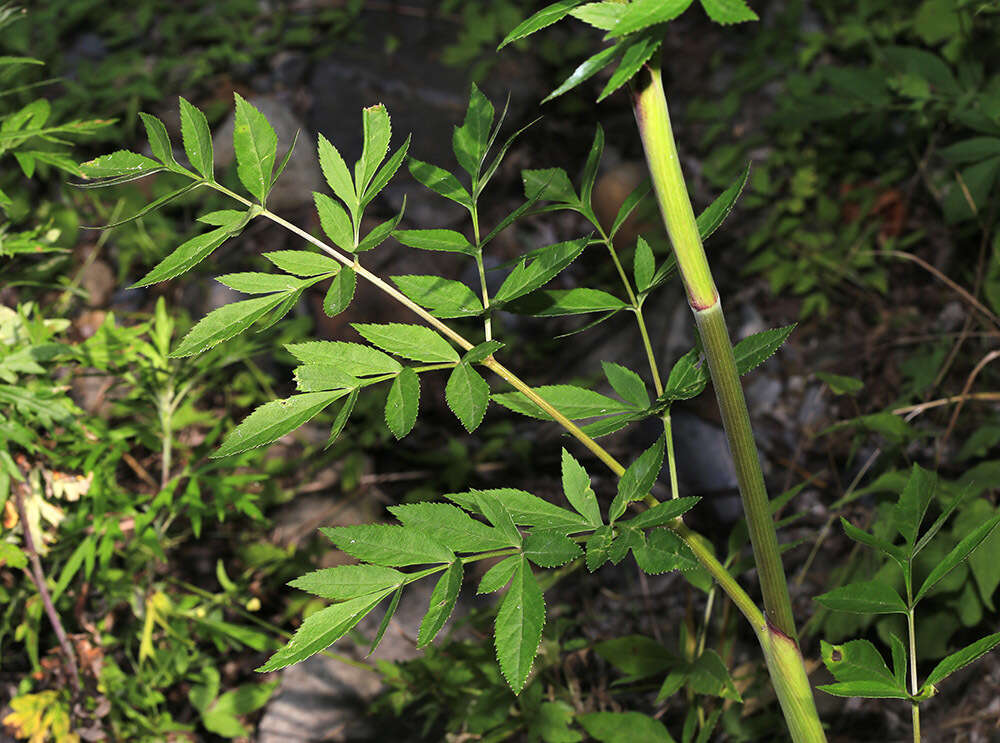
[20,1,1000,741]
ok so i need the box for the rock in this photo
[79,259,115,307]
[212,95,323,211]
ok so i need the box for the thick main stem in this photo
[632,62,825,741]
[632,61,795,639]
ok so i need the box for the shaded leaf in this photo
[508,288,626,316]
[179,96,214,180]
[543,43,622,103]
[699,0,758,24]
[814,580,908,615]
[561,448,602,526]
[463,340,504,364]
[256,592,389,672]
[233,93,277,203]
[586,525,614,571]
[289,565,404,600]
[494,555,545,694]
[492,384,633,420]
[131,225,235,288]
[633,236,655,293]
[610,435,664,521]
[418,561,463,647]
[578,712,674,742]
[493,237,590,303]
[285,341,401,375]
[392,275,483,318]
[598,32,662,102]
[447,488,586,529]
[353,323,459,363]
[524,529,582,568]
[356,202,406,252]
[139,112,186,174]
[446,362,491,432]
[323,266,356,317]
[172,292,288,357]
[624,497,700,529]
[499,0,583,49]
[522,168,577,204]
[215,390,347,456]
[322,523,455,566]
[384,367,420,439]
[915,511,1000,603]
[697,162,751,240]
[264,250,339,276]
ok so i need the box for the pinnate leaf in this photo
[286,341,401,375]
[814,580,908,615]
[356,104,391,195]
[508,288,626,316]
[215,390,347,457]
[499,0,583,49]
[363,135,410,206]
[925,632,1000,688]
[314,192,355,251]
[317,133,357,215]
[172,292,288,357]
[606,0,695,37]
[561,449,602,526]
[818,639,907,698]
[392,275,483,318]
[633,236,655,292]
[384,367,420,439]
[586,525,614,571]
[389,502,512,552]
[915,511,1000,603]
[696,161,751,240]
[522,168,577,204]
[598,33,662,102]
[289,565,404,600]
[447,488,586,530]
[357,204,405,252]
[478,555,519,594]
[492,384,632,420]
[446,362,490,432]
[393,228,475,255]
[699,0,758,24]
[324,266,356,317]
[635,528,701,575]
[407,158,472,208]
[256,592,389,672]
[80,149,161,179]
[264,250,338,276]
[494,555,545,694]
[543,43,621,103]
[453,83,495,178]
[624,497,699,529]
[610,435,664,522]
[131,225,235,288]
[524,529,582,568]
[602,361,649,409]
[233,93,278,203]
[894,464,936,548]
[139,112,185,173]
[217,272,304,294]
[179,96,214,180]
[293,364,360,393]
[570,2,628,31]
[462,340,504,364]
[733,324,795,376]
[418,561,463,647]
[352,323,459,363]
[322,524,454,566]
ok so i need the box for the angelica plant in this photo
[77,1,1000,740]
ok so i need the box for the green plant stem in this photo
[632,60,826,742]
[159,383,174,490]
[907,607,921,743]
[696,303,795,636]
[471,204,493,341]
[632,63,795,640]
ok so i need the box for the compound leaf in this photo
[353,323,459,363]
[233,93,277,203]
[321,524,454,566]
[314,192,355,252]
[323,266,356,317]
[815,580,908,615]
[495,555,545,694]
[389,502,512,552]
[492,384,632,420]
[499,0,583,49]
[417,561,463,647]
[289,565,405,601]
[384,366,420,439]
[446,362,490,432]
[179,96,214,180]
[215,390,347,457]
[265,250,338,276]
[561,448,602,526]
[172,292,288,357]
[257,591,390,672]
